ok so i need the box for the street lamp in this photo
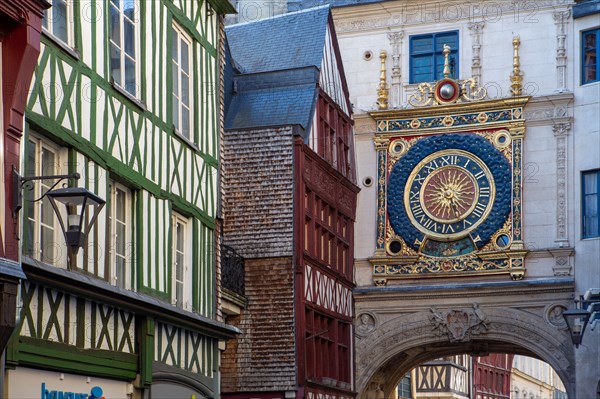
[563,289,600,348]
[12,166,105,256]
[562,306,590,348]
[46,187,105,255]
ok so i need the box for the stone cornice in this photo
[354,277,575,302]
[332,0,574,34]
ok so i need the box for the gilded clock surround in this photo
[370,96,530,284]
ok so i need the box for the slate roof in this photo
[225,5,330,74]
[224,6,331,131]
[288,0,385,9]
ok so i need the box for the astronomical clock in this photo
[370,43,530,285]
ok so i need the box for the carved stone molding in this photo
[387,31,404,109]
[334,0,570,33]
[523,93,573,126]
[553,9,571,92]
[553,122,572,246]
[549,247,574,276]
[468,21,485,82]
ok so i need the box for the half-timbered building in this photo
[6,0,238,397]
[221,6,359,399]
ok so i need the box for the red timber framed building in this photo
[0,0,49,352]
[220,5,359,399]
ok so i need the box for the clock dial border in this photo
[388,133,512,252]
[404,149,496,241]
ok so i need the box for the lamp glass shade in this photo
[46,187,106,255]
[562,308,591,347]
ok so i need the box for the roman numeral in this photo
[472,202,487,218]
[409,190,420,203]
[414,174,426,184]
[479,186,490,197]
[424,160,439,174]
[474,170,486,180]
[422,218,439,232]
[439,155,459,166]
[441,224,455,234]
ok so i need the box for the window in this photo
[171,23,193,142]
[42,0,72,45]
[304,308,351,384]
[312,94,355,181]
[303,188,352,280]
[23,135,66,267]
[108,182,133,289]
[582,29,599,84]
[409,31,459,83]
[172,213,189,308]
[398,374,412,399]
[109,0,139,96]
[583,170,599,238]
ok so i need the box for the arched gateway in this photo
[354,278,576,398]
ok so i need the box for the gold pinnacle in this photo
[442,44,451,78]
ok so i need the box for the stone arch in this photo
[355,304,575,398]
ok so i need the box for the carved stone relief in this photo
[553,9,570,92]
[430,304,489,342]
[545,304,568,328]
[468,21,485,82]
[553,122,571,246]
[387,31,405,109]
[356,312,377,336]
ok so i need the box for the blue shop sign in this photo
[41,383,105,399]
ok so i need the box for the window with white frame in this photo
[172,213,189,308]
[107,181,133,289]
[582,28,599,84]
[171,23,193,142]
[23,135,67,267]
[583,169,599,238]
[42,0,73,46]
[109,0,139,96]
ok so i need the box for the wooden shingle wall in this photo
[222,127,295,259]
[221,257,296,392]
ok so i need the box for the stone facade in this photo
[323,0,599,397]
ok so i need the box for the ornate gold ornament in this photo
[510,36,524,96]
[408,45,487,108]
[377,50,389,110]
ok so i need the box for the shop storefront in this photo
[7,368,131,399]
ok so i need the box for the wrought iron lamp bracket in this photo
[11,165,81,236]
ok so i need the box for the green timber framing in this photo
[8,0,237,395]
